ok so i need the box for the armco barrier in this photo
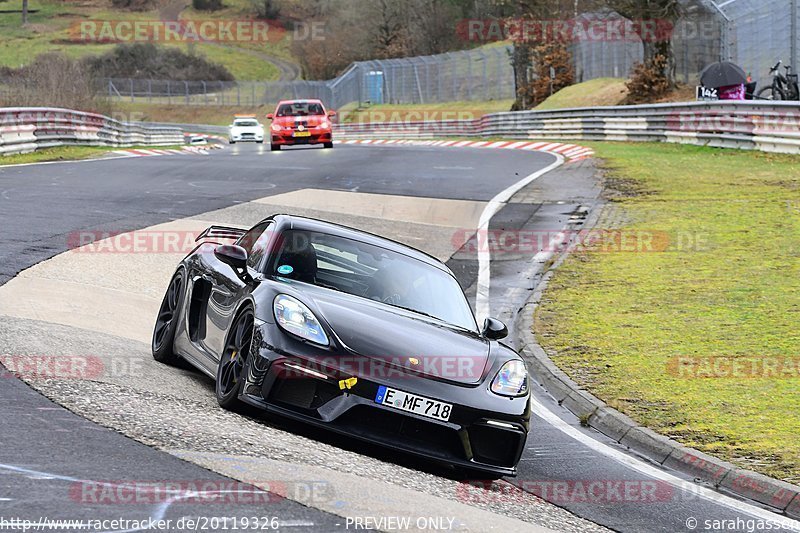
[0,107,183,156]
[334,101,800,155]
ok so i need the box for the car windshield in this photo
[276,102,325,117]
[234,120,259,127]
[268,229,477,332]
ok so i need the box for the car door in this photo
[203,221,274,363]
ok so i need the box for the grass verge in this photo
[0,144,183,165]
[534,142,800,483]
[117,102,272,126]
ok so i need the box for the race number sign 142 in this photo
[696,86,719,101]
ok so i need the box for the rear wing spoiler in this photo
[195,225,247,242]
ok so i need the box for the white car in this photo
[228,117,264,144]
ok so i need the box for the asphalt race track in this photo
[0,143,797,532]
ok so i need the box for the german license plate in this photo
[293,131,311,137]
[374,385,452,422]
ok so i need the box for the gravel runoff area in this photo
[0,190,610,532]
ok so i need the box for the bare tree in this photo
[22,0,28,24]
[608,0,682,86]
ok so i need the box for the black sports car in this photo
[152,215,531,477]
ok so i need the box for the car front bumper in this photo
[240,327,530,477]
[271,130,332,145]
[230,133,264,142]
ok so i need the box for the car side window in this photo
[237,222,274,270]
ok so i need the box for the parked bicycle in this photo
[757,60,800,100]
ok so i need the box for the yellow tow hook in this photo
[338,377,358,391]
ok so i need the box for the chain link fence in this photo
[704,0,800,86]
[102,46,515,109]
[100,0,798,109]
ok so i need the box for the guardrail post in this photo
[185,81,189,105]
[130,79,134,103]
[237,83,241,106]
[792,0,798,70]
[466,52,472,101]
[148,79,153,103]
[203,81,208,106]
[479,49,488,101]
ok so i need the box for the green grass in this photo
[0,144,183,165]
[535,78,628,110]
[116,102,272,125]
[534,143,800,483]
[338,99,515,123]
[0,0,293,80]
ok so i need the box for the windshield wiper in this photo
[387,304,477,335]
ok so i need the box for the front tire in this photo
[757,86,784,100]
[271,143,281,151]
[323,142,333,149]
[216,307,255,411]
[152,271,184,366]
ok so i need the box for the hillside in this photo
[0,0,299,80]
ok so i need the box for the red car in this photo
[267,99,336,151]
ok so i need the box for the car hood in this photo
[231,125,263,132]
[300,285,489,385]
[273,115,328,127]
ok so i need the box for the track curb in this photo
[512,159,800,520]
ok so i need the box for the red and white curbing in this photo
[338,139,595,163]
[111,146,210,158]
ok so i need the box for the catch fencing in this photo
[101,0,798,109]
[334,101,800,155]
[103,45,515,109]
[708,0,800,85]
[0,107,183,156]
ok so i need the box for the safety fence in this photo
[333,101,800,155]
[0,107,184,156]
[102,46,514,109]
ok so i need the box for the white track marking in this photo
[530,397,800,524]
[474,154,565,322]
[468,148,798,522]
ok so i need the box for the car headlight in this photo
[320,120,330,129]
[271,124,281,132]
[490,360,529,397]
[273,294,328,346]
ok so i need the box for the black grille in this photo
[336,405,464,460]
[468,424,523,467]
[268,377,340,411]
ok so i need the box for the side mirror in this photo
[266,113,274,120]
[215,244,247,271]
[482,318,508,340]
[327,110,337,117]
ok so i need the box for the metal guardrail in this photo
[0,107,184,156]
[334,101,800,155]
